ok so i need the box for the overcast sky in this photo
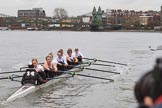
[0,0,162,17]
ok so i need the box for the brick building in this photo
[106,9,160,29]
[139,15,153,26]
[18,8,46,18]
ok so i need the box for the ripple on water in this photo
[32,77,93,108]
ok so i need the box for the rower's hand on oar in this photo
[54,69,58,72]
[42,80,48,83]
[64,64,68,66]
[58,63,62,66]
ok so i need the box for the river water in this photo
[0,31,162,108]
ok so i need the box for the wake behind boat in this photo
[149,46,162,51]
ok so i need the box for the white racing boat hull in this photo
[7,74,69,102]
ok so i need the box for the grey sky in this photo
[0,0,162,17]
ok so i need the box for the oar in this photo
[0,70,26,75]
[69,72,114,82]
[83,57,127,66]
[58,71,114,81]
[91,63,115,67]
[58,69,83,73]
[81,67,120,74]
[20,67,28,71]
[0,75,22,80]
[46,76,73,80]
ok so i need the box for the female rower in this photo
[66,48,78,65]
[43,55,58,78]
[21,69,46,85]
[72,48,84,62]
[31,58,46,80]
[134,58,162,108]
[48,52,54,59]
[58,49,66,61]
[21,58,47,85]
[54,51,68,71]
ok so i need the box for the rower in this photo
[66,48,78,66]
[43,55,58,78]
[48,52,54,59]
[31,58,46,80]
[21,69,47,85]
[72,48,84,62]
[54,51,68,71]
[58,49,66,60]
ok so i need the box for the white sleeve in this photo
[79,52,84,57]
[38,65,44,71]
[72,55,75,59]
[53,58,58,64]
[72,53,75,57]
[63,56,68,65]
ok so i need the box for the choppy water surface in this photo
[0,31,162,108]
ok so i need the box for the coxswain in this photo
[66,48,78,65]
[72,48,84,62]
[21,68,46,85]
[43,55,58,78]
[54,51,68,71]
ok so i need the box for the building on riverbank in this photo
[18,8,46,18]
[90,6,104,31]
[160,6,162,26]
[1,6,162,31]
[106,9,160,30]
[139,15,153,26]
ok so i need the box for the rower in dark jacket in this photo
[21,69,46,85]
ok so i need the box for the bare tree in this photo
[53,8,68,19]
